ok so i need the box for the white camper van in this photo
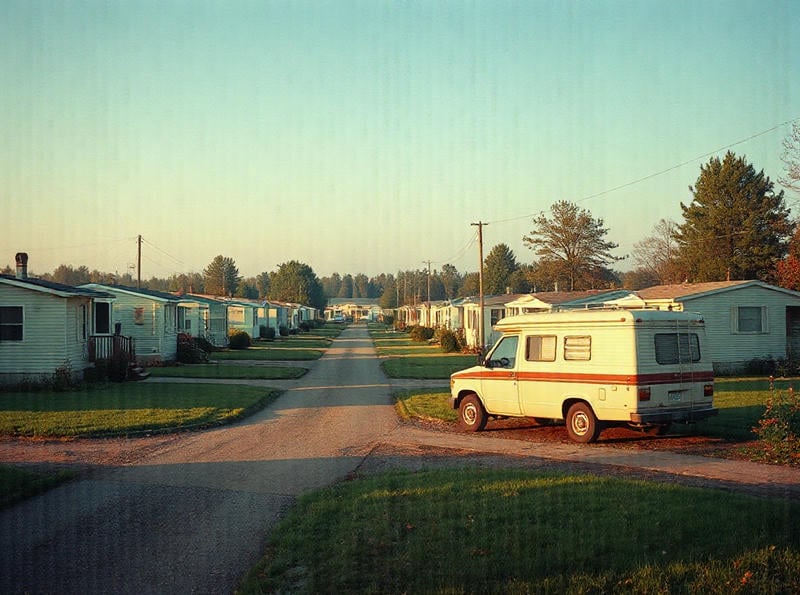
[449,309,717,443]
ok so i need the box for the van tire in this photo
[566,402,600,443]
[458,393,487,432]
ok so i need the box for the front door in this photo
[481,335,521,416]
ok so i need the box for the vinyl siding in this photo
[101,291,178,362]
[682,285,800,368]
[0,285,91,381]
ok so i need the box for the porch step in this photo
[128,364,150,381]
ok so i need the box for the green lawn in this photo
[239,467,800,594]
[0,382,280,437]
[381,355,477,379]
[148,364,307,380]
[213,347,323,361]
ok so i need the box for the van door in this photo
[518,334,563,419]
[480,335,521,416]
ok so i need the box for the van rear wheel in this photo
[566,402,600,443]
[458,393,487,432]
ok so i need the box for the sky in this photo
[2,0,799,280]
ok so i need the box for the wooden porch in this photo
[88,335,136,363]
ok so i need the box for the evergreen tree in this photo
[483,243,519,295]
[268,261,326,311]
[675,151,791,281]
[203,255,240,296]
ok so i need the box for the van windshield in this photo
[487,336,518,368]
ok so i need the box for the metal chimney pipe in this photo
[15,253,28,280]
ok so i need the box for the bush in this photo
[750,382,800,465]
[279,325,289,337]
[260,326,276,340]
[409,325,435,343]
[177,334,209,363]
[228,329,251,350]
[439,329,460,353]
[194,336,216,353]
[299,321,310,332]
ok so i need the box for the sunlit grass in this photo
[239,468,800,593]
[148,364,307,380]
[381,355,477,379]
[213,347,323,361]
[0,383,279,437]
[395,389,455,422]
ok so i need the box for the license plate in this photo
[669,391,683,402]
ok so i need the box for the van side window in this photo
[564,335,591,360]
[526,335,556,362]
[654,333,700,364]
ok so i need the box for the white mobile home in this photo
[80,283,181,365]
[1,266,112,385]
[630,280,800,374]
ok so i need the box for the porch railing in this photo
[88,335,136,363]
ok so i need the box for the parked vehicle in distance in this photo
[449,309,717,443]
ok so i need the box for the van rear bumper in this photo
[629,407,718,425]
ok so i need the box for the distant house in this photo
[1,254,112,384]
[612,280,800,374]
[178,294,229,347]
[80,283,181,365]
[504,290,632,316]
[225,299,261,338]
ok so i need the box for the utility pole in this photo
[471,221,487,351]
[423,260,432,327]
[137,234,142,289]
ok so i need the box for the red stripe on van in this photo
[453,370,713,385]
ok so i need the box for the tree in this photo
[780,120,800,195]
[203,255,240,296]
[439,264,462,300]
[675,151,791,282]
[523,200,622,291]
[321,273,341,298]
[268,261,326,311]
[256,272,271,298]
[235,277,259,299]
[632,219,682,284]
[483,243,519,295]
[379,276,398,309]
[338,274,354,298]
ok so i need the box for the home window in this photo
[526,335,557,362]
[133,307,145,325]
[0,306,23,341]
[564,336,591,360]
[490,308,505,326]
[734,306,766,333]
[655,333,701,364]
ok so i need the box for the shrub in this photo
[261,326,276,340]
[439,329,460,353]
[194,336,216,353]
[299,321,310,332]
[279,325,289,337]
[409,325,435,343]
[750,382,800,466]
[228,329,251,350]
[177,334,209,363]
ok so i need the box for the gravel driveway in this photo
[1,325,799,594]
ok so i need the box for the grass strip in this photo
[213,348,323,361]
[0,383,280,437]
[381,355,477,379]
[148,365,307,380]
[0,465,76,509]
[394,389,454,422]
[238,468,800,594]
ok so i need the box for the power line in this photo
[488,117,800,226]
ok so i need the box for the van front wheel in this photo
[566,402,600,443]
[458,393,487,432]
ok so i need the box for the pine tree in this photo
[676,151,791,281]
[203,255,240,296]
[483,243,519,295]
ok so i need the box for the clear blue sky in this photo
[2,0,798,279]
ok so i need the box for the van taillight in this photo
[638,387,651,401]
[704,384,714,397]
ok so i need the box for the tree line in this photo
[7,126,800,309]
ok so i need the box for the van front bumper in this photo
[629,407,718,425]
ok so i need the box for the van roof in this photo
[494,308,704,331]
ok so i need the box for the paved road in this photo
[2,325,800,593]
[0,325,399,594]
